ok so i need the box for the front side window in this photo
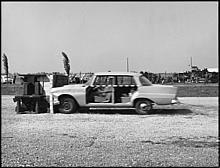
[139,75,152,86]
[93,76,115,85]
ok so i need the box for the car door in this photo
[114,75,137,104]
[86,75,115,105]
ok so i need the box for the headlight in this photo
[52,94,60,105]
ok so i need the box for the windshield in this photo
[139,75,152,86]
[84,75,94,86]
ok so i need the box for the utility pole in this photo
[190,57,193,82]
[126,57,129,72]
[190,57,192,69]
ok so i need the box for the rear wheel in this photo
[58,97,77,114]
[135,99,152,115]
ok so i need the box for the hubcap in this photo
[139,102,151,111]
[63,102,71,110]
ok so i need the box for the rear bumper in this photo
[171,97,180,104]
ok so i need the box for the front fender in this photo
[52,92,86,106]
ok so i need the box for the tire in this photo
[135,99,152,115]
[58,97,77,114]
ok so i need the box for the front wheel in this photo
[58,97,78,114]
[135,99,152,115]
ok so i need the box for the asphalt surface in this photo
[1,96,219,167]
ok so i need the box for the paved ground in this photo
[1,96,219,167]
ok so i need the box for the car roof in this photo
[94,71,140,76]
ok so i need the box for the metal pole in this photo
[49,74,54,114]
[190,57,193,82]
[126,57,129,72]
[190,57,192,68]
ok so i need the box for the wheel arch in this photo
[133,98,154,107]
[58,94,80,107]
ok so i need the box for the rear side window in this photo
[117,76,136,85]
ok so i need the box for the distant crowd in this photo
[139,69,219,84]
[1,68,218,85]
[68,69,218,84]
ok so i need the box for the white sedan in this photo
[51,72,179,114]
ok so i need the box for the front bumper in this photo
[52,95,60,105]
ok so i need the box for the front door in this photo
[86,75,115,104]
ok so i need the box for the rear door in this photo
[114,75,137,104]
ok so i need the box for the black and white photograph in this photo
[1,1,218,167]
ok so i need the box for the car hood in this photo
[51,84,85,93]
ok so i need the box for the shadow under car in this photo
[54,105,193,115]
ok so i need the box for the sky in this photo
[1,2,218,74]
